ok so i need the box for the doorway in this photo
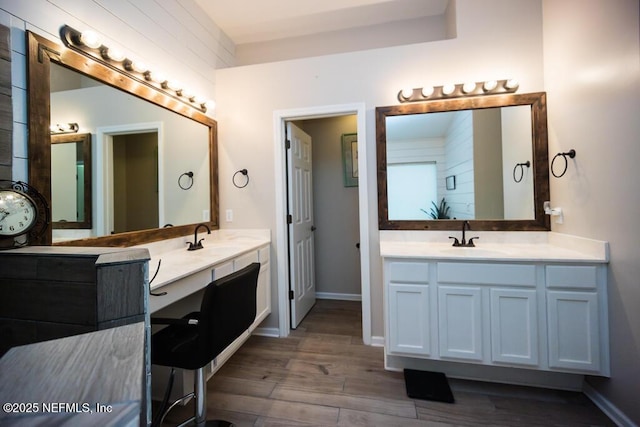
[112,132,159,233]
[274,103,371,344]
[96,122,164,236]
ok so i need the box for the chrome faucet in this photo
[187,223,211,251]
[449,220,479,247]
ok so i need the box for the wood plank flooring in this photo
[158,299,614,426]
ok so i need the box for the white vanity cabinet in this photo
[147,237,271,402]
[386,261,432,356]
[383,256,609,377]
[545,265,604,373]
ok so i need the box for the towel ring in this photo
[233,169,249,188]
[512,160,530,183]
[551,149,576,178]
[178,171,194,190]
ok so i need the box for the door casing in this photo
[274,103,371,344]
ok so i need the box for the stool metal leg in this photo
[195,367,207,425]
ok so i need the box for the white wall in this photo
[0,0,233,181]
[542,0,640,423]
[215,0,545,334]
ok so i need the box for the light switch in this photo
[226,209,233,222]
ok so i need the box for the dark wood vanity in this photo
[0,246,150,356]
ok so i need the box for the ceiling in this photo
[195,0,450,45]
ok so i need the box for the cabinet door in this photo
[490,288,538,366]
[438,286,482,361]
[253,261,271,329]
[388,283,430,355]
[547,291,600,372]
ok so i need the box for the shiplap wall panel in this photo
[0,0,235,180]
[444,110,474,219]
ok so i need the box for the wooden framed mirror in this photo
[27,30,218,246]
[51,132,92,230]
[376,92,550,231]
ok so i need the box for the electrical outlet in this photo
[226,209,233,222]
[202,210,210,221]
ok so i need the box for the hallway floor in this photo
[160,299,614,426]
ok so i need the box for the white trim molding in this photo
[582,381,637,427]
[316,292,361,301]
[273,103,371,344]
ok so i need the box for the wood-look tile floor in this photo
[158,299,614,426]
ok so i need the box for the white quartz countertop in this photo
[137,230,270,290]
[380,232,609,263]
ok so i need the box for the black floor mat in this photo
[403,369,455,403]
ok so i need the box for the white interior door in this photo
[287,122,316,328]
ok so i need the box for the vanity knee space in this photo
[383,258,609,377]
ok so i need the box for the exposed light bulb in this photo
[202,99,215,110]
[129,59,148,74]
[165,80,183,92]
[421,87,434,97]
[505,79,519,90]
[148,71,167,84]
[442,84,456,95]
[483,80,498,91]
[181,87,195,100]
[401,88,414,99]
[103,46,125,62]
[80,31,101,49]
[462,82,477,93]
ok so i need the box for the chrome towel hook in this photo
[513,160,530,183]
[551,149,576,178]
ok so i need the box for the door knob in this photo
[311,226,317,231]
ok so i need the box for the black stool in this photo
[151,262,260,426]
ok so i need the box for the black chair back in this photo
[196,262,260,366]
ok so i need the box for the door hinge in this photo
[289,290,294,300]
[287,214,292,224]
[285,139,291,149]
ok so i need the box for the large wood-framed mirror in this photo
[376,92,550,231]
[27,30,218,246]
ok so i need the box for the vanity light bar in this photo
[398,79,519,103]
[60,25,212,114]
[50,122,79,135]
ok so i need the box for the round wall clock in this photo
[0,188,37,236]
[0,180,50,248]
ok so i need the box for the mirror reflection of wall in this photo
[49,63,211,241]
[51,141,83,222]
[385,105,533,221]
[51,132,92,231]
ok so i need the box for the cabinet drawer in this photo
[546,265,598,289]
[212,261,234,280]
[438,262,536,287]
[234,251,259,270]
[387,261,429,283]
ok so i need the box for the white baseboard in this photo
[316,292,361,301]
[370,335,385,347]
[582,381,637,427]
[253,326,280,337]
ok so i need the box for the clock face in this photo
[0,189,38,237]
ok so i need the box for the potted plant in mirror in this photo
[421,198,451,219]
